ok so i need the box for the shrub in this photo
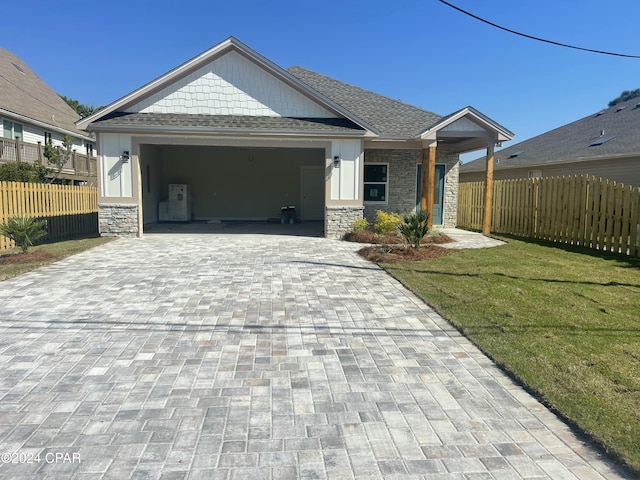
[0,215,48,253]
[397,210,430,249]
[351,218,369,234]
[0,162,47,183]
[374,210,402,235]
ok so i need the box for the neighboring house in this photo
[0,48,96,184]
[460,96,640,186]
[78,37,512,238]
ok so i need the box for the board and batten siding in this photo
[128,51,336,118]
[330,139,362,201]
[460,156,640,188]
[99,133,133,198]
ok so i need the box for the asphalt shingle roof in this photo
[461,96,640,173]
[287,66,442,139]
[92,112,365,134]
[0,48,87,136]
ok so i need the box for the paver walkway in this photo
[0,232,631,479]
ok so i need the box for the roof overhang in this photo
[87,124,372,139]
[1,108,95,143]
[419,106,513,154]
[77,37,379,136]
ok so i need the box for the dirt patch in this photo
[0,250,57,265]
[344,231,454,245]
[358,244,451,263]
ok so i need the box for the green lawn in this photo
[0,236,114,281]
[381,236,640,473]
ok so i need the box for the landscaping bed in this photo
[0,237,114,281]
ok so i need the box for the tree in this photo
[59,95,102,118]
[608,89,640,107]
[43,135,73,183]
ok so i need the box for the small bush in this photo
[351,218,369,234]
[0,215,48,253]
[0,162,48,183]
[398,210,430,249]
[374,210,402,235]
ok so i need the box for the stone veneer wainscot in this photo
[326,206,365,239]
[99,204,139,237]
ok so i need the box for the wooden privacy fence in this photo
[458,175,640,256]
[0,181,98,251]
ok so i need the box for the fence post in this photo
[483,143,495,235]
[15,137,22,162]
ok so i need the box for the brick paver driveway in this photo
[0,233,630,479]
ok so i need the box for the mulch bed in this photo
[343,230,454,245]
[358,244,451,263]
[344,230,454,263]
[0,250,56,265]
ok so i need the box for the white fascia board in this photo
[89,124,373,138]
[78,37,379,137]
[1,108,95,143]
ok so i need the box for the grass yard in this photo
[380,236,640,474]
[0,236,114,281]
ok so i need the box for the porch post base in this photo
[99,203,139,237]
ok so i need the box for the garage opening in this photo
[140,145,326,233]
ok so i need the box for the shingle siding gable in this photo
[127,51,337,118]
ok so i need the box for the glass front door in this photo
[416,164,445,225]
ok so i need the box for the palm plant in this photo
[0,215,47,253]
[397,210,430,249]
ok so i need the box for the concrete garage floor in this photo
[144,220,325,238]
[0,232,630,479]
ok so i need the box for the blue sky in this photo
[4,0,640,161]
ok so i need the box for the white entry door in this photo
[300,166,325,220]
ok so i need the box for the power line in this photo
[438,0,640,59]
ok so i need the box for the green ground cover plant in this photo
[0,215,48,252]
[379,236,640,474]
[0,236,113,281]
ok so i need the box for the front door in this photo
[416,164,445,225]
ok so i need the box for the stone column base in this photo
[325,206,365,239]
[99,204,139,237]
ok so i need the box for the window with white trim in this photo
[85,143,94,156]
[364,163,388,203]
[44,131,52,144]
[2,119,23,140]
[528,169,542,178]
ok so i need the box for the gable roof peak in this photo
[78,37,378,134]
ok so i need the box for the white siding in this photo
[330,139,361,201]
[129,51,336,118]
[8,120,94,155]
[99,134,132,197]
[21,124,41,145]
